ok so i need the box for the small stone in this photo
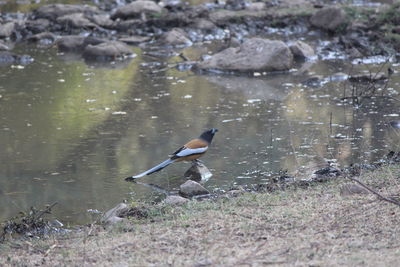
[119,36,151,45]
[57,13,96,28]
[179,180,209,198]
[101,203,129,225]
[164,195,189,206]
[340,184,370,196]
[162,28,192,46]
[289,41,315,59]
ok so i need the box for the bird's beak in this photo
[212,128,218,134]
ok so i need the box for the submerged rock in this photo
[111,1,164,20]
[164,195,189,206]
[57,35,86,52]
[179,180,209,197]
[310,7,347,32]
[0,51,33,65]
[289,41,315,59]
[197,38,293,72]
[83,41,133,60]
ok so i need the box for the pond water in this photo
[1,0,400,224]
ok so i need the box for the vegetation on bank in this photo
[1,164,400,266]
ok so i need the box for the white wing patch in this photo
[175,146,208,157]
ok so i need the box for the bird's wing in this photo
[172,138,209,158]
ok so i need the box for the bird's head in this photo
[199,128,218,143]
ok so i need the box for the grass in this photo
[1,165,400,266]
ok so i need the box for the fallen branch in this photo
[347,176,400,207]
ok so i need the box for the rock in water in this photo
[179,180,209,198]
[184,162,212,183]
[289,41,315,59]
[197,38,293,72]
[83,41,133,60]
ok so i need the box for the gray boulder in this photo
[289,41,315,59]
[57,13,96,28]
[310,7,347,31]
[111,1,163,20]
[34,4,100,21]
[0,22,16,38]
[83,41,133,60]
[197,38,293,72]
[162,28,192,46]
[192,18,216,31]
[179,180,209,198]
[28,32,57,45]
[164,195,189,206]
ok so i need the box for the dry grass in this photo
[2,165,400,266]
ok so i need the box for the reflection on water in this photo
[1,43,400,224]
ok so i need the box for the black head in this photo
[199,128,218,143]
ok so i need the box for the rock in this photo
[310,7,347,32]
[34,4,100,21]
[0,51,15,63]
[119,36,151,45]
[179,180,209,198]
[111,1,163,20]
[227,189,245,197]
[348,72,387,83]
[197,38,293,72]
[57,35,86,52]
[57,13,97,29]
[0,40,10,51]
[101,203,129,225]
[88,14,114,28]
[25,19,50,33]
[289,41,315,59]
[0,22,16,38]
[162,28,192,46]
[245,2,267,12]
[0,51,34,65]
[83,41,133,60]
[184,162,212,183]
[340,184,370,196]
[164,195,189,206]
[192,18,216,31]
[28,32,57,45]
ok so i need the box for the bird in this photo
[125,128,218,181]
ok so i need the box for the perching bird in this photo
[125,128,218,180]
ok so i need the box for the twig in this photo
[347,176,400,206]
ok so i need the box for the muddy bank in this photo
[1,162,400,266]
[0,1,399,66]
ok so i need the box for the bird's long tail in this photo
[125,159,175,180]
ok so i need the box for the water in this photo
[1,1,400,224]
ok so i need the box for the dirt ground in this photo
[1,165,400,266]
